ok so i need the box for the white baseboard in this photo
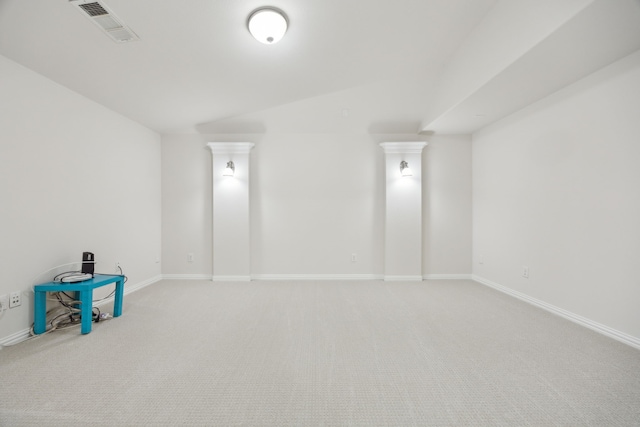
[123,274,162,295]
[424,274,473,280]
[251,274,383,281]
[0,274,163,349]
[0,328,32,347]
[252,274,473,282]
[383,275,423,281]
[472,275,640,351]
[212,275,251,282]
[162,274,211,281]
[163,273,474,282]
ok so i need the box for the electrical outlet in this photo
[9,291,21,308]
[351,253,357,263]
[0,294,8,311]
[187,253,194,263]
[522,266,529,278]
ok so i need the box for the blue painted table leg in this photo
[80,290,93,334]
[34,291,47,334]
[113,277,124,317]
[73,291,82,312]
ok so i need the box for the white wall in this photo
[251,133,385,278]
[0,54,161,341]
[472,49,640,340]
[161,133,472,279]
[162,133,385,278]
[161,134,213,277]
[423,135,472,276]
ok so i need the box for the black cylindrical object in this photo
[81,252,95,275]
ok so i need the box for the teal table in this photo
[34,274,125,335]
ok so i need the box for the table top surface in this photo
[34,274,125,291]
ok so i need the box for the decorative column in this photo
[380,142,428,281]
[207,142,255,281]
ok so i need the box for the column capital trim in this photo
[207,142,255,154]
[379,141,427,154]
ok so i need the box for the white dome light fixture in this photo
[248,7,288,44]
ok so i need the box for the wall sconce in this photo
[400,160,412,177]
[223,161,235,177]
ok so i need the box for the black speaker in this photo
[81,252,95,275]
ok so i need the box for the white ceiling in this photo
[421,0,640,134]
[1,0,639,135]
[0,0,496,134]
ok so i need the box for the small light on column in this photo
[223,161,235,177]
[400,160,412,177]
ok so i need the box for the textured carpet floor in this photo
[1,279,639,426]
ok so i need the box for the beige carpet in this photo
[1,279,639,426]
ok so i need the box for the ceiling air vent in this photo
[69,0,139,43]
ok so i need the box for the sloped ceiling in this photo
[1,0,638,135]
[421,0,640,134]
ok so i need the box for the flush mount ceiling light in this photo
[248,7,288,44]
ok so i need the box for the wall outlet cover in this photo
[9,291,22,308]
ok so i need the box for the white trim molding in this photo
[379,141,428,154]
[0,328,31,348]
[472,275,640,351]
[251,274,383,281]
[383,275,423,282]
[424,274,473,280]
[207,142,255,154]
[212,275,251,282]
[162,274,212,281]
[124,274,162,295]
